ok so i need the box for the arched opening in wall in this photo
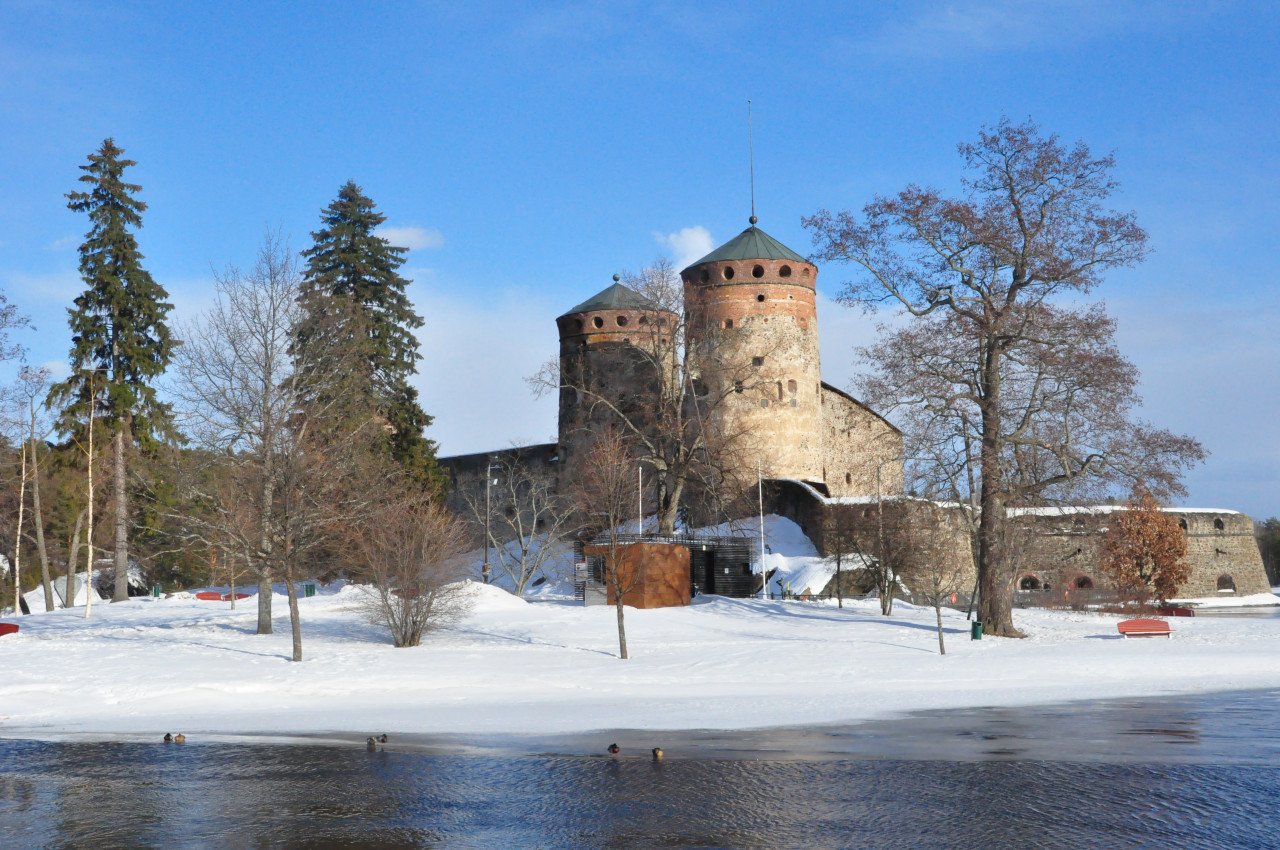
[723,266,735,280]
[1217,574,1236,592]
[752,356,764,367]
[756,293,765,302]
[1214,517,1225,530]
[801,267,810,278]
[574,319,584,331]
[787,379,797,394]
[723,319,734,329]
[638,315,648,325]
[1019,575,1043,591]
[845,472,852,485]
[616,315,628,327]
[733,381,744,393]
[592,316,604,329]
[700,269,710,282]
[752,264,764,278]
[776,381,783,401]
[780,265,792,277]
[1075,576,1094,590]
[1179,518,1188,530]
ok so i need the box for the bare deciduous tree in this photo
[808,119,1201,636]
[351,494,472,647]
[898,508,971,655]
[567,426,640,659]
[169,232,384,661]
[170,232,301,635]
[458,451,576,595]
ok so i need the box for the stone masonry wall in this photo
[820,384,904,498]
[1011,508,1271,599]
[557,306,674,483]
[683,257,824,484]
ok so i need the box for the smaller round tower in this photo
[681,217,825,484]
[555,276,676,476]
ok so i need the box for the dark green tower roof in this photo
[683,220,807,271]
[558,279,662,319]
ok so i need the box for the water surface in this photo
[3,690,1278,849]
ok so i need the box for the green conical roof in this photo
[684,221,807,271]
[558,281,661,319]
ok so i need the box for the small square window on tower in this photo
[752,356,764,367]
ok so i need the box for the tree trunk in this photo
[112,426,129,602]
[935,604,946,655]
[975,342,1020,637]
[610,555,628,660]
[614,595,628,660]
[256,467,275,635]
[257,570,273,634]
[66,510,84,608]
[284,561,302,662]
[30,413,53,612]
[11,444,26,616]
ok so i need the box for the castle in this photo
[441,219,1271,602]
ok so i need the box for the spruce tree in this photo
[49,138,174,602]
[294,181,441,488]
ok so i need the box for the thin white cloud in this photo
[376,225,444,252]
[846,0,1194,60]
[655,225,714,270]
[46,235,79,251]
[39,359,69,379]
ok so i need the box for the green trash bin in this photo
[970,620,983,640]
[304,583,316,598]
[151,584,161,598]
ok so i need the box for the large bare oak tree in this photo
[806,119,1202,636]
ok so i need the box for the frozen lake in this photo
[2,689,1278,848]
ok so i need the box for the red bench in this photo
[0,623,18,637]
[1117,618,1172,638]
[195,591,251,602]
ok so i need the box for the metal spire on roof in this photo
[748,99,757,226]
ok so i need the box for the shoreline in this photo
[5,584,1280,751]
[6,686,1278,765]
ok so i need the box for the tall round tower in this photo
[555,276,676,477]
[681,217,825,484]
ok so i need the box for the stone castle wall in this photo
[1011,508,1270,599]
[556,306,674,480]
[819,384,904,498]
[683,257,825,483]
[439,443,560,534]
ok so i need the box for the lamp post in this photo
[758,461,767,600]
[482,461,496,584]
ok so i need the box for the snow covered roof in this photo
[1007,505,1242,517]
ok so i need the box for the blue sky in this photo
[1,1,1276,517]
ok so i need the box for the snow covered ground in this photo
[4,517,1278,744]
[4,574,1279,744]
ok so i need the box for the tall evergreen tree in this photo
[49,138,174,603]
[293,181,441,488]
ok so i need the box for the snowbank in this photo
[3,518,1277,744]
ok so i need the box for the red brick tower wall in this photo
[686,252,824,483]
[682,255,825,484]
